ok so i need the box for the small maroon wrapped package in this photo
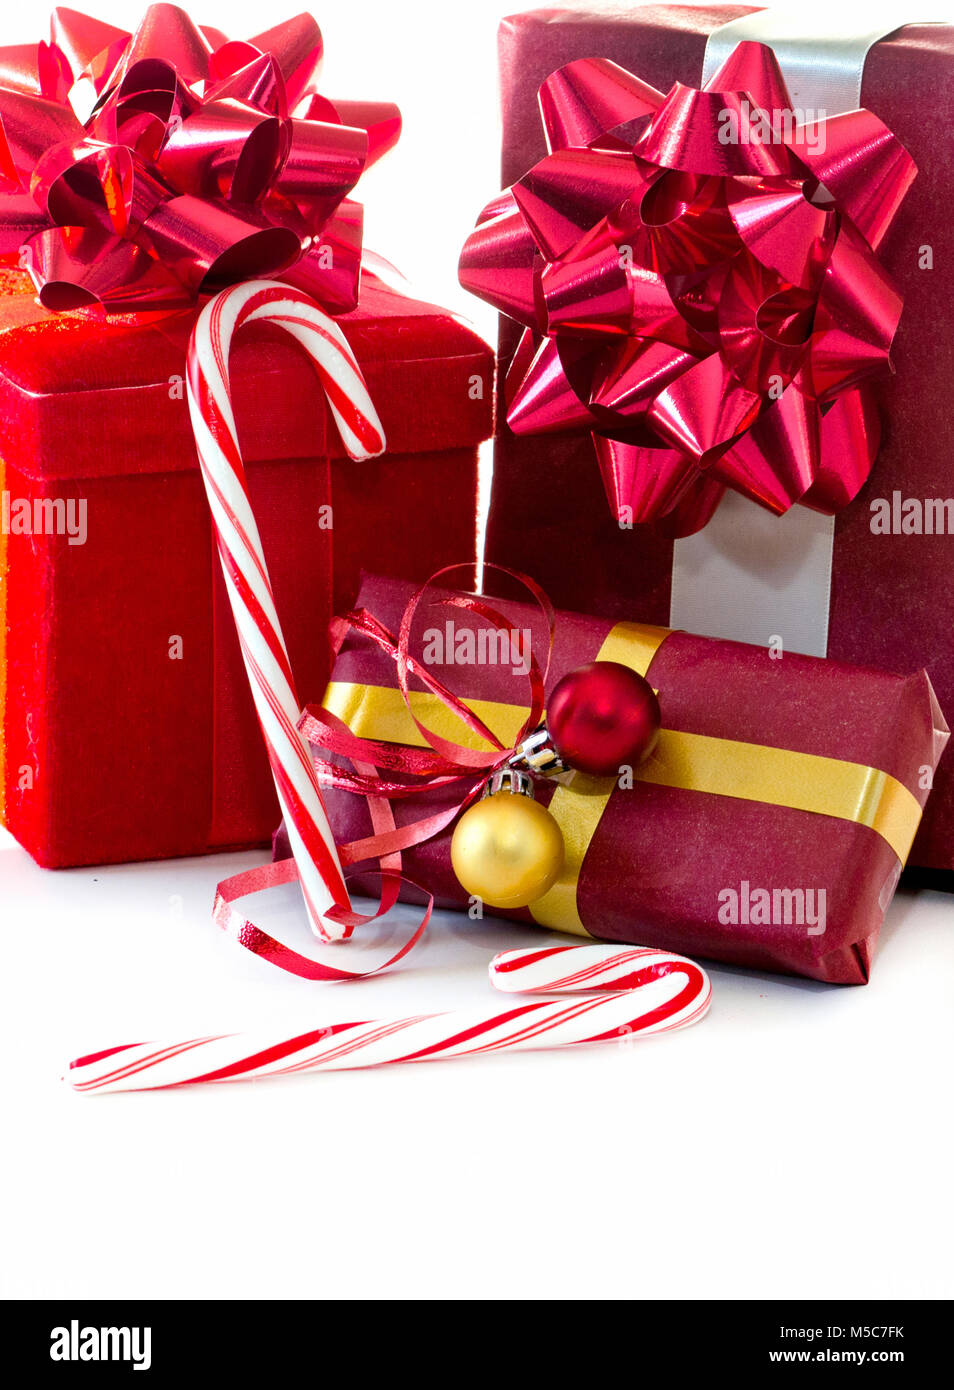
[477,5,954,871]
[290,574,949,985]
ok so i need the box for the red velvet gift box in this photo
[483,5,954,871]
[300,573,948,985]
[0,269,492,867]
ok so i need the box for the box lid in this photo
[0,269,493,481]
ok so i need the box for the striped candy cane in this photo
[68,946,711,1093]
[186,282,385,941]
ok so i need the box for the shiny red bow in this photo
[459,42,916,537]
[0,6,400,313]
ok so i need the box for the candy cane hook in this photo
[68,946,711,1093]
[186,282,385,941]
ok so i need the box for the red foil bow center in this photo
[459,42,916,536]
[0,6,401,313]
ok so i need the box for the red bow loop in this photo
[297,564,557,871]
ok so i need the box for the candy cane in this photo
[67,946,711,1093]
[186,281,385,941]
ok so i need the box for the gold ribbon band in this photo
[636,730,920,860]
[323,621,923,937]
[324,681,527,752]
[527,623,671,935]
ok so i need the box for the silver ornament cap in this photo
[483,768,535,799]
[508,723,567,778]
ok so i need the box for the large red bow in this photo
[0,6,400,313]
[459,42,915,537]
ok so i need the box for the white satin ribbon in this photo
[669,6,949,655]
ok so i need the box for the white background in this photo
[2,0,953,1301]
[3,845,953,1300]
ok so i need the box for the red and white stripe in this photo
[68,945,711,1093]
[186,282,385,940]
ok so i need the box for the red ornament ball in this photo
[547,661,661,777]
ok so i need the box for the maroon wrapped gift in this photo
[478,5,954,871]
[293,574,948,985]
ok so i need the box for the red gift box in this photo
[0,270,492,867]
[298,573,947,984]
[483,5,954,871]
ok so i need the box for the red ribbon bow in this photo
[459,42,916,537]
[300,564,555,854]
[0,6,400,313]
[215,566,555,981]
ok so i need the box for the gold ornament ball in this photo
[451,790,564,910]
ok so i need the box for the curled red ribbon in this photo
[216,564,556,979]
[301,562,556,861]
[459,42,916,537]
[0,6,400,313]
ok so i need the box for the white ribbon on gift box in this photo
[669,4,952,656]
